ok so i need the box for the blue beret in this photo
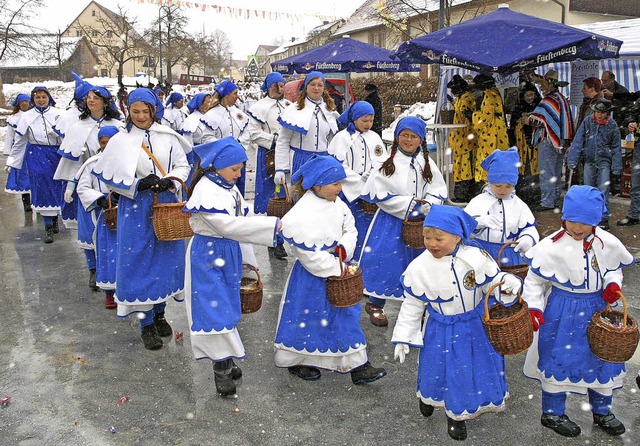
[261,72,285,93]
[98,125,119,139]
[291,155,346,190]
[187,93,210,114]
[424,204,478,240]
[300,71,326,92]
[215,81,238,99]
[394,116,426,141]
[193,136,248,170]
[127,88,164,119]
[165,92,184,106]
[11,93,30,107]
[562,185,607,226]
[480,147,520,186]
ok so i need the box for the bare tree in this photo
[145,5,189,84]
[205,29,232,78]
[74,4,147,85]
[0,0,45,105]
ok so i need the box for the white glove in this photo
[514,236,535,254]
[419,202,431,215]
[273,171,286,185]
[476,214,502,230]
[360,171,370,183]
[499,274,522,300]
[64,182,76,203]
[4,166,11,173]
[394,344,409,363]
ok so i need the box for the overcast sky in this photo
[35,0,365,59]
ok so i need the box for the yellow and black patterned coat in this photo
[472,88,509,182]
[448,91,477,182]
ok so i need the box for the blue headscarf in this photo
[127,88,164,119]
[71,72,92,101]
[165,92,184,107]
[98,125,120,139]
[154,88,164,96]
[394,116,426,141]
[261,72,285,93]
[424,204,478,240]
[11,93,30,107]
[291,156,346,190]
[562,185,607,226]
[215,80,237,99]
[481,147,520,186]
[31,85,56,106]
[193,136,248,170]
[187,93,210,114]
[337,101,375,135]
[300,71,325,92]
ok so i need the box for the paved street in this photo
[1,168,640,445]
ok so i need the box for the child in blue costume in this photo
[76,126,121,309]
[184,136,281,397]
[464,147,539,266]
[92,88,191,351]
[359,116,447,327]
[274,156,387,384]
[3,93,32,212]
[522,185,634,438]
[392,205,522,440]
[328,101,388,261]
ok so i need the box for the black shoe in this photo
[636,374,640,390]
[447,417,467,441]
[153,313,173,337]
[44,225,54,244]
[230,359,242,380]
[598,220,610,230]
[273,244,288,259]
[419,400,434,418]
[617,217,640,226]
[22,194,32,212]
[350,362,387,385]
[593,412,625,436]
[541,414,581,437]
[288,365,321,381]
[214,370,237,396]
[140,324,163,350]
[532,205,556,212]
[89,269,99,291]
[52,217,59,234]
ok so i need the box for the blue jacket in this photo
[567,116,622,174]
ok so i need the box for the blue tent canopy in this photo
[271,36,420,74]
[393,5,623,74]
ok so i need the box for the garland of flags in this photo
[133,0,336,21]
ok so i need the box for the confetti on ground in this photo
[233,407,241,413]
[0,396,11,408]
[108,426,117,433]
[117,395,130,405]
[175,332,184,342]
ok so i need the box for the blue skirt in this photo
[274,261,366,353]
[25,143,64,211]
[291,148,328,175]
[5,164,30,193]
[360,211,424,299]
[189,235,242,332]
[342,195,373,262]
[95,211,117,290]
[418,304,508,418]
[77,204,97,249]
[537,287,625,384]
[475,239,523,267]
[115,190,185,304]
[60,183,78,225]
[254,146,284,214]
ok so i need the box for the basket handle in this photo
[607,290,629,329]
[274,181,291,203]
[482,280,523,322]
[404,198,425,223]
[107,191,116,210]
[244,263,262,287]
[152,176,189,205]
[497,241,519,265]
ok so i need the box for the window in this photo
[92,30,98,37]
[92,10,96,16]
[106,30,112,38]
[101,69,108,77]
[76,30,83,37]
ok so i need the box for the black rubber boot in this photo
[140,324,163,350]
[288,365,321,381]
[213,359,236,396]
[447,416,467,441]
[89,269,99,291]
[419,400,434,417]
[541,414,581,437]
[153,312,173,337]
[593,412,625,436]
[273,243,288,259]
[44,225,54,244]
[230,359,242,380]
[52,217,60,234]
[22,194,32,212]
[350,362,387,385]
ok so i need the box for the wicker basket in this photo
[587,291,640,363]
[104,192,118,231]
[326,261,364,308]
[497,241,529,279]
[240,265,263,314]
[360,199,378,215]
[265,149,276,177]
[440,109,454,125]
[152,176,193,241]
[482,281,534,355]
[402,217,425,249]
[267,182,293,219]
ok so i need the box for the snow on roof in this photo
[574,18,640,56]
[0,35,85,69]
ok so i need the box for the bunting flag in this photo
[133,0,336,21]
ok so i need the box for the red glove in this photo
[529,309,544,332]
[335,245,347,262]
[602,283,621,304]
